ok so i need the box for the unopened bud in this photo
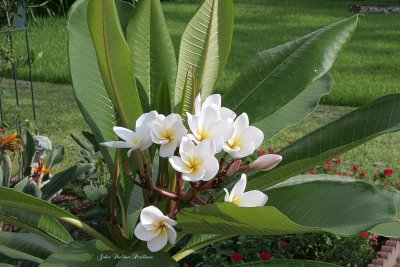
[124,162,132,175]
[226,159,241,176]
[249,154,282,171]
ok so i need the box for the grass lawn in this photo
[0,79,398,178]
[10,0,400,107]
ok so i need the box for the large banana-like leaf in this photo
[370,221,400,237]
[253,75,331,140]
[265,175,400,236]
[127,0,176,111]
[40,241,177,267]
[0,232,58,261]
[0,187,118,251]
[231,260,340,267]
[87,0,143,128]
[0,244,43,264]
[40,240,117,267]
[177,176,400,235]
[222,16,357,125]
[68,0,115,169]
[247,93,400,191]
[0,207,73,245]
[174,0,234,105]
[172,234,231,262]
[177,203,318,235]
[41,164,93,200]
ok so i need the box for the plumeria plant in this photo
[0,0,399,266]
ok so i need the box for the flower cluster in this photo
[102,94,283,252]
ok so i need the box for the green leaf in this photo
[40,240,117,267]
[67,0,115,170]
[177,202,317,235]
[231,260,340,267]
[0,187,118,251]
[0,151,11,187]
[22,130,36,176]
[222,16,357,124]
[0,206,73,245]
[247,93,400,191]
[127,0,176,110]
[175,0,234,105]
[265,175,400,236]
[178,175,400,237]
[40,242,178,267]
[154,81,172,116]
[116,251,177,267]
[87,0,143,128]
[253,75,331,140]
[12,177,28,191]
[41,164,93,200]
[45,145,64,170]
[0,244,43,264]
[0,232,58,260]
[178,66,197,122]
[22,179,42,198]
[371,221,400,237]
[172,234,231,262]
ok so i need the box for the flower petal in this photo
[165,224,177,245]
[160,141,177,158]
[247,126,264,150]
[237,190,268,207]
[134,223,160,241]
[202,155,219,181]
[169,156,192,174]
[113,127,135,142]
[231,174,247,198]
[140,206,164,225]
[203,94,221,109]
[223,188,232,202]
[182,168,205,182]
[233,113,249,136]
[147,230,168,252]
[100,141,132,149]
[195,140,216,156]
[194,94,202,116]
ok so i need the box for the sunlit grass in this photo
[10,0,400,107]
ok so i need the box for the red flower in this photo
[310,171,317,175]
[258,150,266,157]
[384,169,394,176]
[231,252,244,262]
[333,158,341,164]
[334,172,342,176]
[359,172,366,177]
[353,165,359,172]
[359,232,369,238]
[371,235,378,245]
[279,241,288,248]
[260,251,272,260]
[325,164,335,170]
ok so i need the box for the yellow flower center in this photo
[162,129,174,143]
[228,136,242,150]
[188,156,202,174]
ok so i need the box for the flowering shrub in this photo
[0,0,400,266]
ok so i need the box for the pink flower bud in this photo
[226,159,241,176]
[249,154,282,171]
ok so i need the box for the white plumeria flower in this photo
[224,173,268,207]
[194,94,236,123]
[187,104,233,153]
[101,111,158,156]
[223,113,264,159]
[134,206,177,252]
[151,114,188,157]
[169,137,219,182]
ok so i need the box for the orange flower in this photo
[31,160,52,176]
[0,133,22,151]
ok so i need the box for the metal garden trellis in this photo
[0,0,36,132]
